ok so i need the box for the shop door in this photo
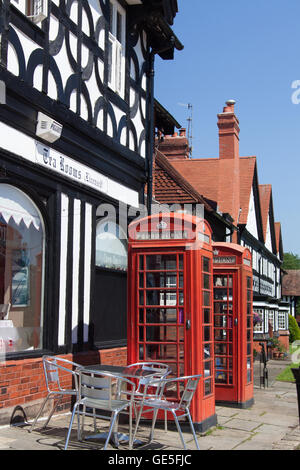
[137,252,188,380]
[213,272,238,400]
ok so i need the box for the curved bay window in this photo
[93,219,127,347]
[96,220,127,271]
[0,184,45,354]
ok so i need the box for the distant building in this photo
[155,100,287,350]
[282,270,300,326]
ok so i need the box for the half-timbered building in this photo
[155,100,287,352]
[0,0,182,423]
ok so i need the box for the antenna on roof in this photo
[178,102,193,158]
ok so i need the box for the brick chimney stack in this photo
[217,100,240,160]
[156,128,190,160]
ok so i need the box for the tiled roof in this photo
[282,270,300,296]
[154,150,213,211]
[170,155,257,225]
[259,184,272,241]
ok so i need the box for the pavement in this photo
[0,358,299,452]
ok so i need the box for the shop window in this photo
[0,184,45,354]
[278,312,287,330]
[253,308,264,333]
[95,220,127,271]
[108,0,125,97]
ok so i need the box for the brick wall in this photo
[0,347,127,426]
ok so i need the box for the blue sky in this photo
[155,0,300,255]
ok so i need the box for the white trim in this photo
[71,199,81,344]
[83,203,92,342]
[0,122,139,207]
[58,194,69,346]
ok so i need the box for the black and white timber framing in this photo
[0,0,182,358]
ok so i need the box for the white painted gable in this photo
[265,214,272,251]
[246,187,258,239]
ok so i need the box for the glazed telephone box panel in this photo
[213,243,254,408]
[127,213,217,432]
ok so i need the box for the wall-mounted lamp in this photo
[36,112,62,143]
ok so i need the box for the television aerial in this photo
[178,102,193,157]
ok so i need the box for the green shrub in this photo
[289,314,300,343]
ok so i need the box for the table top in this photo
[78,363,159,380]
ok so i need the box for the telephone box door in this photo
[213,271,238,402]
[134,251,190,379]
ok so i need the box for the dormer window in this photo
[108,0,125,97]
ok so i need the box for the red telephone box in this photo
[212,242,254,408]
[127,213,217,432]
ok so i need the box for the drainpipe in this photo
[146,50,155,217]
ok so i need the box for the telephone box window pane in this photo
[204,360,212,376]
[139,345,144,360]
[214,302,228,314]
[146,272,177,288]
[215,343,227,355]
[139,327,144,341]
[216,357,227,369]
[204,308,210,324]
[146,290,178,306]
[139,255,144,270]
[203,291,210,306]
[145,308,177,323]
[146,326,177,342]
[178,327,184,342]
[204,326,211,341]
[214,315,227,328]
[216,371,227,383]
[203,257,210,273]
[146,255,177,270]
[203,273,210,290]
[179,273,183,288]
[204,344,211,359]
[139,290,144,306]
[139,273,144,287]
[204,379,212,395]
[139,308,144,323]
[179,255,183,269]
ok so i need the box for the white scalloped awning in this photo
[0,184,41,230]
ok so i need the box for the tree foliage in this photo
[282,252,300,270]
[289,314,300,343]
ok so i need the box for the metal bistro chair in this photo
[29,355,80,433]
[133,374,202,450]
[64,369,136,450]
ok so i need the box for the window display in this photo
[0,184,44,355]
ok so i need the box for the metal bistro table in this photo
[76,363,160,447]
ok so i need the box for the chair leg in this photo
[149,409,159,443]
[29,393,52,432]
[173,412,186,450]
[132,405,143,444]
[64,403,79,450]
[42,395,63,429]
[103,412,118,450]
[186,409,200,450]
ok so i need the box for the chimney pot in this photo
[179,128,186,137]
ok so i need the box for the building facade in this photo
[155,100,287,352]
[0,0,182,423]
